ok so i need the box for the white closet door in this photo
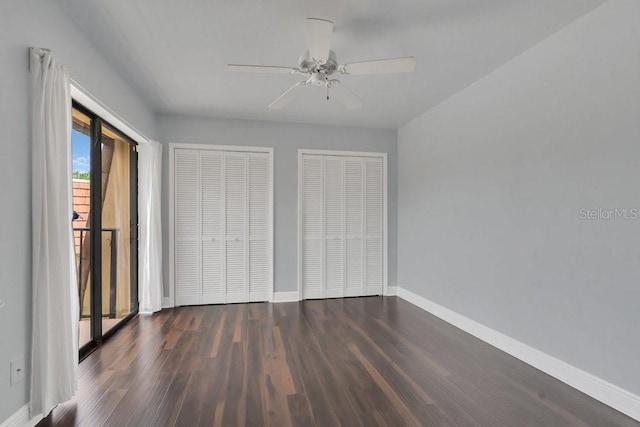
[302,155,324,299]
[364,157,383,295]
[225,152,248,303]
[175,149,201,305]
[300,152,384,300]
[173,146,272,306]
[248,153,269,302]
[201,151,225,304]
[324,156,344,298]
[344,157,364,296]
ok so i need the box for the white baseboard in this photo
[385,286,398,296]
[272,291,299,303]
[139,308,163,315]
[396,287,640,422]
[161,294,299,306]
[162,296,173,309]
[0,404,42,427]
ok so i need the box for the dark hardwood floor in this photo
[38,297,638,426]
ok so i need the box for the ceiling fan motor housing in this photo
[299,50,338,75]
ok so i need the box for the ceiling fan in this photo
[226,18,416,110]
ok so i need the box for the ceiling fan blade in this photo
[269,82,306,109]
[329,81,362,110]
[306,18,333,63]
[226,64,297,74]
[342,57,416,75]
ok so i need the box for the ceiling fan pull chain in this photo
[326,83,330,101]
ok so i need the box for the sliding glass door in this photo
[72,107,93,348]
[72,102,138,358]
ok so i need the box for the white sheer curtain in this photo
[138,140,164,313]
[30,48,78,417]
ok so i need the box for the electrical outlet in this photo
[10,357,25,386]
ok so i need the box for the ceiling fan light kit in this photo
[226,18,416,110]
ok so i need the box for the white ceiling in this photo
[58,0,604,129]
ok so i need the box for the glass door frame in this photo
[74,100,139,360]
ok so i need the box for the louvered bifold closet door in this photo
[301,151,384,300]
[302,155,324,299]
[175,149,201,305]
[344,157,364,296]
[225,152,248,303]
[364,157,383,295]
[174,147,271,306]
[201,151,225,304]
[324,156,344,298]
[248,153,269,302]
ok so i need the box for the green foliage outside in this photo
[72,171,90,180]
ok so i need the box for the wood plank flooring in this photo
[38,297,639,426]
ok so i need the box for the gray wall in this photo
[157,114,397,296]
[398,0,640,395]
[0,0,156,422]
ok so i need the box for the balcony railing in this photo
[73,227,118,319]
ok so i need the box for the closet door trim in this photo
[297,149,388,300]
[169,143,274,307]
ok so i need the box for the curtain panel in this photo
[138,140,163,313]
[30,48,78,418]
